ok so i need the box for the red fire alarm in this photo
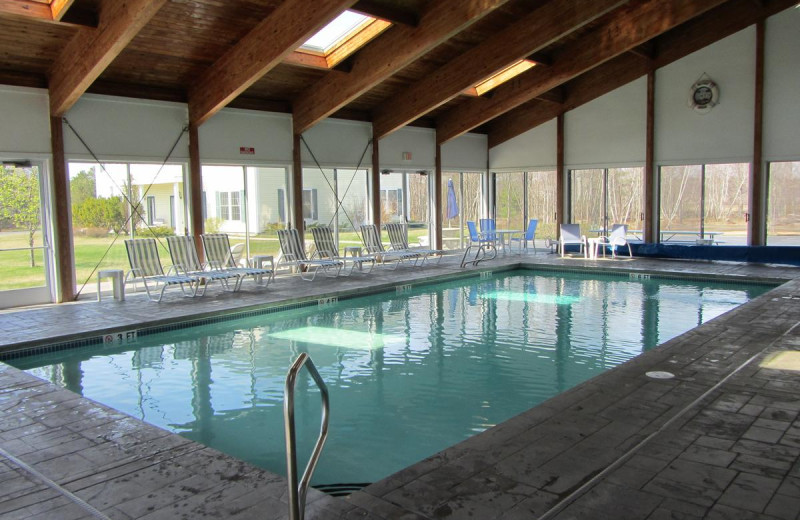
[239,146,255,155]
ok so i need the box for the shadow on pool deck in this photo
[0,252,799,519]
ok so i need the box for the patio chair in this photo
[559,224,587,258]
[201,233,273,287]
[310,225,375,276]
[595,224,633,259]
[360,224,420,269]
[460,220,497,267]
[166,235,242,294]
[384,222,444,265]
[276,228,342,281]
[124,238,200,302]
[510,219,538,253]
[479,218,497,244]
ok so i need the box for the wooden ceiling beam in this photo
[351,0,418,26]
[372,0,628,140]
[48,0,167,117]
[488,0,797,148]
[436,0,729,145]
[188,0,357,127]
[291,0,509,135]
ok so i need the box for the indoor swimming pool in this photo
[10,269,773,487]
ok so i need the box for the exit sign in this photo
[239,146,255,155]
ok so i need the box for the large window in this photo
[526,170,557,242]
[0,162,53,306]
[495,172,525,232]
[441,171,483,250]
[767,161,800,246]
[659,163,748,245]
[380,171,430,247]
[69,161,186,296]
[571,167,643,237]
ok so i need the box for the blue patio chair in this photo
[510,219,538,253]
[479,218,497,243]
[460,221,497,267]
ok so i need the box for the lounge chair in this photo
[460,220,497,267]
[201,233,273,287]
[384,222,444,265]
[124,238,199,302]
[310,225,375,275]
[360,224,421,269]
[559,224,587,258]
[276,228,342,281]
[595,224,632,258]
[510,219,538,253]
[166,235,242,293]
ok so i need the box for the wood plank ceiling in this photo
[0,0,794,146]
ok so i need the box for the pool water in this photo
[12,270,772,486]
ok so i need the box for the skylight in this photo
[473,60,537,96]
[302,11,369,53]
[294,10,391,68]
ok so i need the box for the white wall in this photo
[201,109,293,165]
[764,8,800,161]
[300,118,373,167]
[441,133,487,171]
[655,27,756,164]
[64,94,190,162]
[565,77,647,168]
[489,119,557,171]
[0,86,51,155]
[379,126,436,170]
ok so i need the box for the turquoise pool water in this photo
[12,270,772,486]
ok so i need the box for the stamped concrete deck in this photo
[1,251,799,519]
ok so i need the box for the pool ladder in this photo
[284,353,330,520]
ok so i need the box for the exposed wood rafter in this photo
[487,0,797,148]
[48,0,167,117]
[291,0,509,135]
[372,0,628,140]
[50,0,74,20]
[437,0,729,145]
[188,0,358,127]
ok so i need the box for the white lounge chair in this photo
[277,228,342,281]
[201,233,273,287]
[124,238,200,302]
[166,235,242,293]
[384,222,443,265]
[310,225,375,275]
[595,224,633,258]
[360,224,421,269]
[559,224,587,258]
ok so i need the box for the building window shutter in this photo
[311,188,318,220]
[278,189,285,223]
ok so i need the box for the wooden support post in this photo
[188,123,204,259]
[750,19,765,246]
[371,133,381,230]
[556,114,565,224]
[50,116,76,302]
[644,70,656,243]
[292,133,304,235]
[434,144,443,250]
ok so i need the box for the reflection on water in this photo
[15,271,770,485]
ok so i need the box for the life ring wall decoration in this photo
[688,74,719,114]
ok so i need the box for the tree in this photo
[70,168,96,207]
[73,196,127,233]
[0,166,41,267]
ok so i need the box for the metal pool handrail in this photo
[284,353,330,520]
